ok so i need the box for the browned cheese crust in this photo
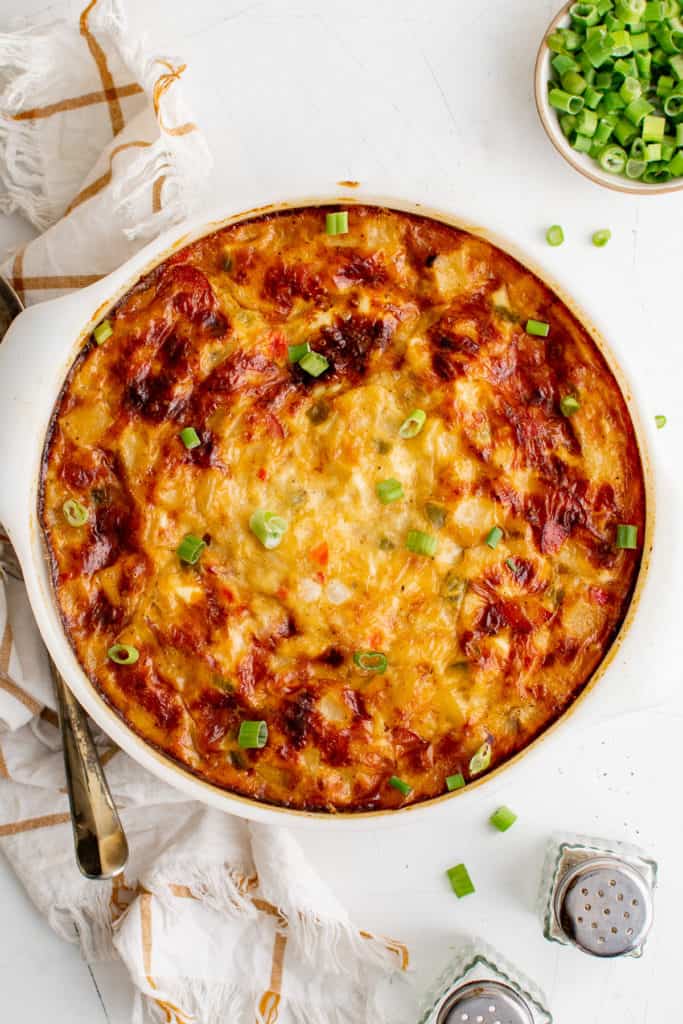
[40,206,645,811]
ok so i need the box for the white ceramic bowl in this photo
[535,1,683,194]
[0,193,655,828]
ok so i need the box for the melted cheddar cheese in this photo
[40,205,645,812]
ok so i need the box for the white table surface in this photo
[1,1,682,1021]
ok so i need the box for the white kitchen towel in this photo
[0,3,408,1022]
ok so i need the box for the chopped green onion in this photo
[325,211,348,236]
[389,775,412,796]
[446,863,475,898]
[625,96,654,124]
[446,773,466,792]
[549,88,585,114]
[298,351,329,377]
[238,720,268,749]
[485,525,503,549]
[571,2,601,26]
[577,108,599,135]
[655,414,667,428]
[490,806,518,832]
[469,741,492,775]
[62,498,89,527]
[398,408,426,438]
[108,643,139,665]
[619,75,642,103]
[179,426,201,449]
[645,142,662,162]
[664,91,683,116]
[592,228,612,247]
[616,523,638,548]
[93,319,113,345]
[177,533,206,565]
[406,529,438,557]
[626,157,647,177]
[353,651,388,673]
[505,557,519,573]
[526,319,550,337]
[249,509,288,549]
[546,225,565,246]
[560,394,581,416]
[376,478,404,504]
[288,341,311,363]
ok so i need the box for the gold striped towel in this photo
[0,0,212,305]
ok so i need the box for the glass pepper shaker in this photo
[538,832,657,958]
[419,939,552,1024]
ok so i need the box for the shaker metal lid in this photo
[438,980,534,1024]
[554,855,653,957]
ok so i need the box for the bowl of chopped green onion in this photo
[535,0,683,192]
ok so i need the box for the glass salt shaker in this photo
[538,832,657,958]
[419,939,552,1024]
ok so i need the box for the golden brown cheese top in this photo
[40,205,645,812]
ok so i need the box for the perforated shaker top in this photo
[555,855,653,957]
[438,980,534,1024]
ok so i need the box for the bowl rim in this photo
[3,192,655,828]
[534,0,683,195]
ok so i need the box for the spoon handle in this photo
[51,660,129,879]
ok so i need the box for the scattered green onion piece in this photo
[398,408,426,438]
[446,773,466,792]
[642,114,665,141]
[594,117,616,145]
[288,341,311,363]
[93,319,113,345]
[658,74,676,96]
[553,53,580,75]
[62,498,89,527]
[238,720,268,749]
[249,509,288,549]
[671,54,683,80]
[406,529,438,557]
[664,91,683,116]
[526,319,550,337]
[353,650,388,673]
[571,2,601,26]
[469,741,492,775]
[615,0,646,22]
[655,414,667,428]
[389,775,412,797]
[505,557,519,572]
[376,478,404,504]
[485,526,504,549]
[616,523,638,548]
[562,70,588,95]
[177,533,206,565]
[179,426,201,450]
[325,211,348,236]
[625,96,654,124]
[549,88,585,114]
[560,115,577,139]
[631,30,651,50]
[490,806,518,832]
[298,350,329,377]
[108,643,139,665]
[645,142,662,161]
[446,863,475,898]
[592,228,612,246]
[546,224,565,246]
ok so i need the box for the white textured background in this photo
[1,2,681,1021]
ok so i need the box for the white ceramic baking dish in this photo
[0,193,655,828]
